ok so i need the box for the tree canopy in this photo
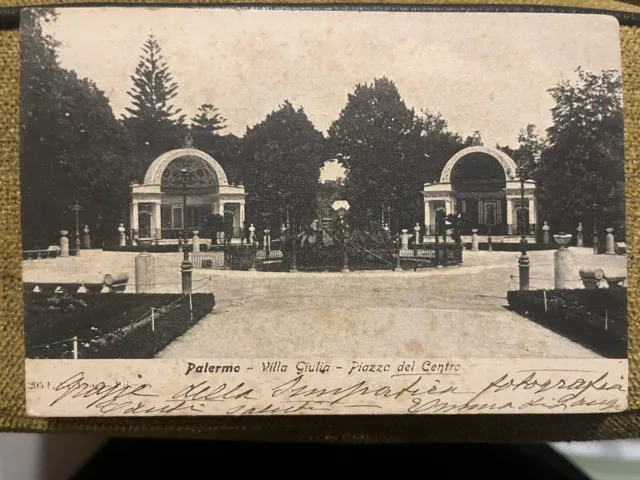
[20,8,135,247]
[328,78,472,229]
[240,101,326,232]
[534,68,624,236]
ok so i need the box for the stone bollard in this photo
[414,223,421,245]
[400,229,411,250]
[135,240,155,293]
[605,228,615,255]
[553,234,573,289]
[60,230,70,257]
[192,230,200,253]
[181,249,193,294]
[83,225,91,249]
[118,223,126,247]
[471,228,479,252]
[542,221,550,245]
[576,222,584,247]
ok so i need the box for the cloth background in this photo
[0,0,639,441]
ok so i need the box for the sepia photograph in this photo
[20,6,628,416]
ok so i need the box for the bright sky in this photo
[43,8,622,181]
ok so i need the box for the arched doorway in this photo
[450,152,507,234]
[423,146,537,238]
[130,148,246,244]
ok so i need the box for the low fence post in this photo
[395,245,402,272]
[73,336,78,360]
[151,307,155,331]
[434,240,442,269]
[181,249,193,294]
[413,245,418,272]
[290,239,298,273]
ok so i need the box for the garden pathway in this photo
[158,249,613,359]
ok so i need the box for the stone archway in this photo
[439,146,519,184]
[144,148,229,186]
[131,148,245,244]
[423,146,536,237]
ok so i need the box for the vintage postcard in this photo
[20,6,628,416]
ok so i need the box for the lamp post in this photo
[515,166,529,290]
[591,203,599,255]
[180,168,190,252]
[69,200,83,256]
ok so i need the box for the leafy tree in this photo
[122,34,186,182]
[535,68,624,237]
[328,77,420,229]
[20,9,135,248]
[329,79,471,230]
[240,101,326,232]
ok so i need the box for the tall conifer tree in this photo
[122,34,186,181]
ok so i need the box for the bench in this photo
[579,267,626,289]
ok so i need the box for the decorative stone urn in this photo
[553,233,572,248]
[137,238,153,252]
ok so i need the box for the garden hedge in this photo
[24,292,215,359]
[507,288,627,358]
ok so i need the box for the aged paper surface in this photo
[25,359,628,416]
[20,7,628,416]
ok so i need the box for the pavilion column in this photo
[528,197,536,235]
[218,202,225,216]
[240,203,245,230]
[424,200,431,235]
[153,202,162,242]
[445,199,452,215]
[132,202,139,239]
[506,198,513,235]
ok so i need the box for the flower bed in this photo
[507,288,627,358]
[24,292,214,359]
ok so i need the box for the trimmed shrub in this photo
[507,288,627,358]
[24,292,214,359]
